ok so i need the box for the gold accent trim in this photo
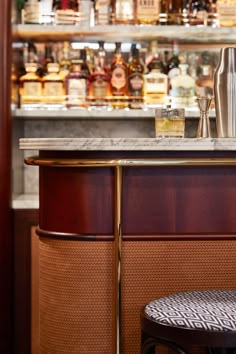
[114,166,122,354]
[25,156,236,167]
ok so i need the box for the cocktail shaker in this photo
[214,47,236,137]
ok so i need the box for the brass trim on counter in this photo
[25,156,236,167]
[36,227,114,241]
[114,166,122,354]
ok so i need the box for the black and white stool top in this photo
[145,290,236,332]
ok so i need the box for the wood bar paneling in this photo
[39,166,115,235]
[0,0,12,352]
[122,166,236,236]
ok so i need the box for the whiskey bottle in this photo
[110,42,128,108]
[166,0,184,25]
[136,0,160,24]
[66,50,88,108]
[24,0,41,24]
[89,41,110,106]
[42,63,65,105]
[128,45,145,109]
[19,63,42,106]
[114,0,134,24]
[52,0,79,24]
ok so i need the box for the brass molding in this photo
[25,156,236,167]
[36,226,114,241]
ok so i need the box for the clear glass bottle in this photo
[146,40,165,74]
[42,63,65,106]
[128,45,145,109]
[144,59,168,106]
[89,41,110,106]
[19,62,42,106]
[114,0,134,24]
[136,0,160,24]
[169,63,196,107]
[110,42,128,109]
[155,105,185,137]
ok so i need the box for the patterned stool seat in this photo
[145,290,236,332]
[141,290,236,354]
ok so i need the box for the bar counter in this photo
[20,137,236,354]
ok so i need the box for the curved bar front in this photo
[22,140,236,354]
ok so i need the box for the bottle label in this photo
[136,0,160,21]
[44,82,64,97]
[128,73,144,92]
[92,77,108,98]
[67,78,87,104]
[23,82,41,96]
[24,2,40,23]
[145,76,167,94]
[111,67,126,90]
[97,0,110,24]
[115,0,134,21]
[170,86,195,97]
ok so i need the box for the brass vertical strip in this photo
[114,166,122,354]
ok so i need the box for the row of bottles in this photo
[13,40,216,109]
[14,0,236,27]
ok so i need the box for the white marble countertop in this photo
[12,194,39,209]
[20,138,236,151]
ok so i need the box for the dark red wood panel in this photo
[0,0,12,352]
[39,167,115,234]
[122,166,236,236]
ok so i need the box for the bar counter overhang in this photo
[20,137,236,354]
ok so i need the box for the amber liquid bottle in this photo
[136,0,160,24]
[128,45,144,109]
[110,42,128,109]
[160,0,184,24]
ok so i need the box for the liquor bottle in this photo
[144,57,168,106]
[186,0,210,25]
[217,0,236,26]
[40,0,53,23]
[42,63,65,105]
[146,40,165,74]
[59,42,71,79]
[136,0,160,24]
[40,43,55,77]
[110,42,128,108]
[166,0,184,24]
[169,63,196,107]
[80,0,93,27]
[66,50,89,108]
[95,0,111,24]
[19,63,42,106]
[114,0,134,24]
[24,0,41,24]
[52,0,79,24]
[89,41,110,106]
[195,64,213,97]
[167,40,180,79]
[127,45,145,109]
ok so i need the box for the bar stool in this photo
[141,290,236,354]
